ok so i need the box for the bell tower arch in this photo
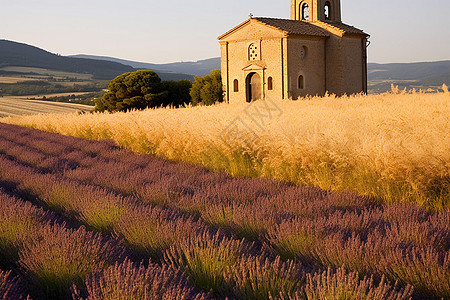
[291,0,341,22]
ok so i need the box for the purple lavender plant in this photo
[72,259,208,300]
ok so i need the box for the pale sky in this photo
[1,0,449,64]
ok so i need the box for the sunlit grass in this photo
[3,91,448,210]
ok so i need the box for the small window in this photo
[233,79,239,92]
[267,77,273,90]
[300,46,307,60]
[248,43,259,61]
[302,3,310,21]
[298,75,304,89]
[324,2,331,20]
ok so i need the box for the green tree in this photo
[160,79,192,107]
[95,70,166,112]
[190,69,223,106]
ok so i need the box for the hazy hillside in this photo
[0,40,134,80]
[368,61,450,80]
[2,39,448,92]
[0,40,194,81]
[71,54,220,77]
[368,61,450,93]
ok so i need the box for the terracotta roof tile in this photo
[254,18,330,37]
[313,21,369,36]
[218,17,368,40]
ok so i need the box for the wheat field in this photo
[2,90,449,210]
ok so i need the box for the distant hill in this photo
[2,40,448,92]
[71,54,221,77]
[0,40,194,81]
[0,40,134,80]
[368,61,450,93]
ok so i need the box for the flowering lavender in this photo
[0,122,448,299]
[72,259,208,300]
[223,256,302,299]
[18,224,125,299]
[0,189,125,299]
[302,267,414,300]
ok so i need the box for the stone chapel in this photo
[218,0,369,103]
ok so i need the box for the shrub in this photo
[190,69,223,105]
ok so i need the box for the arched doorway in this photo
[246,72,262,102]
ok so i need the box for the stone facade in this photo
[218,0,369,103]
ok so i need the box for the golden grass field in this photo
[2,90,449,210]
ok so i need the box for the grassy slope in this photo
[0,40,134,80]
[2,91,449,210]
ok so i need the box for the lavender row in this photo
[72,259,208,300]
[0,132,411,299]
[0,190,126,298]
[1,125,447,244]
[0,123,446,298]
[0,153,308,298]
[0,189,206,299]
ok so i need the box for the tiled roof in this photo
[313,21,369,36]
[254,18,330,37]
[218,17,368,40]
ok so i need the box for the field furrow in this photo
[0,97,94,116]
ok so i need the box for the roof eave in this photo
[342,32,370,38]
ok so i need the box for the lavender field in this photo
[0,122,448,299]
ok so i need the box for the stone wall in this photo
[220,22,287,104]
[287,37,326,99]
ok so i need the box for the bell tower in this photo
[291,0,341,22]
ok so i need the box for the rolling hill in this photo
[0,40,134,80]
[368,61,450,81]
[1,39,448,92]
[368,61,450,92]
[0,40,194,81]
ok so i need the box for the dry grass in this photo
[2,90,449,210]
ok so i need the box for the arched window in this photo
[267,77,273,90]
[324,2,331,20]
[298,75,304,89]
[302,3,310,21]
[233,79,239,92]
[248,43,259,61]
